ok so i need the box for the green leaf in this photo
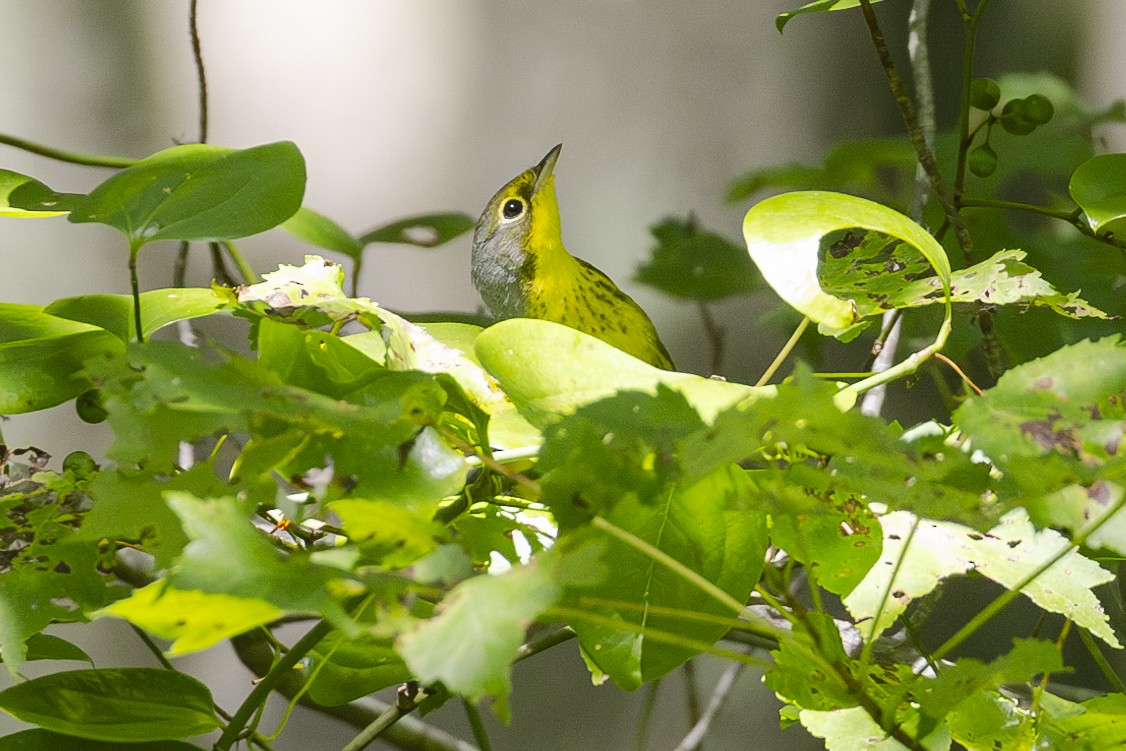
[18,635,91,666]
[0,169,78,217]
[0,729,202,751]
[68,141,305,247]
[843,509,1119,647]
[1043,692,1126,750]
[823,245,1108,320]
[257,318,384,398]
[568,469,766,689]
[799,705,951,751]
[538,388,768,688]
[1070,153,1126,237]
[397,556,560,720]
[165,492,354,631]
[634,216,760,300]
[0,303,124,414]
[742,191,950,337]
[305,631,411,706]
[282,207,363,259]
[0,668,220,741]
[475,318,771,427]
[765,612,856,711]
[953,335,1126,491]
[947,691,1035,751]
[912,639,1063,727]
[45,288,228,342]
[776,0,884,33]
[330,499,446,568]
[95,581,283,655]
[357,212,475,248]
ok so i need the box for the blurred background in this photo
[1,1,1123,748]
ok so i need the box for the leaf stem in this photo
[223,240,257,284]
[958,196,1077,222]
[931,494,1126,663]
[755,316,809,387]
[0,132,136,168]
[214,619,333,751]
[339,688,424,751]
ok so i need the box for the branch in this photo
[229,629,479,751]
[672,659,747,751]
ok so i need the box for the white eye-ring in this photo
[501,198,525,221]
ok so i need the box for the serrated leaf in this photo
[0,668,220,741]
[0,303,124,414]
[0,169,78,217]
[475,318,771,427]
[95,581,283,655]
[634,216,760,300]
[952,335,1126,511]
[330,499,445,568]
[282,207,363,259]
[357,212,474,248]
[1070,153,1126,237]
[0,729,202,751]
[843,509,1119,647]
[69,141,305,247]
[799,705,951,751]
[397,557,560,721]
[742,191,950,337]
[44,288,228,342]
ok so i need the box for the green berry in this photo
[969,78,1001,111]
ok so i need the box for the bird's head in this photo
[473,143,563,259]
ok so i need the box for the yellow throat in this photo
[470,145,674,369]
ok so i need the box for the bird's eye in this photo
[501,198,525,220]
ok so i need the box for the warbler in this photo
[471,144,674,369]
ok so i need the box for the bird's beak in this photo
[532,143,563,195]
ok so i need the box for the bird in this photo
[471,144,674,370]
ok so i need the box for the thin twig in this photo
[856,0,973,262]
[696,301,726,375]
[934,352,983,395]
[189,0,209,143]
[672,659,747,751]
